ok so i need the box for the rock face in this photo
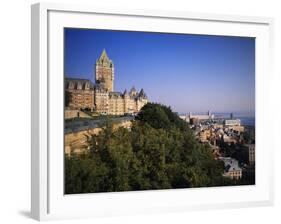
[65,120,132,156]
[65,127,102,155]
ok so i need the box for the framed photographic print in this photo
[31,2,274,221]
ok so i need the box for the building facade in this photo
[219,157,242,180]
[224,119,241,126]
[65,78,95,110]
[242,144,255,165]
[65,49,148,115]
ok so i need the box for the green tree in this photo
[65,103,236,194]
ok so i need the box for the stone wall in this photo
[65,120,132,156]
[65,109,92,119]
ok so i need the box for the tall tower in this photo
[95,49,114,92]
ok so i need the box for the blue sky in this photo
[64,28,255,116]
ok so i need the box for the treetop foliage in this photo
[65,103,234,194]
[136,103,189,131]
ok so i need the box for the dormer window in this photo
[68,82,74,89]
[85,82,90,90]
[77,82,82,90]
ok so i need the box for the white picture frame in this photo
[31,2,274,221]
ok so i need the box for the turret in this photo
[123,89,128,96]
[138,88,147,99]
[129,86,137,97]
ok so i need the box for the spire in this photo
[129,86,137,97]
[100,49,108,59]
[139,88,144,95]
[130,86,136,92]
[97,49,112,65]
[138,88,147,99]
[123,89,128,95]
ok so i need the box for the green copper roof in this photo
[97,49,113,65]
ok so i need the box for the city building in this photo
[228,125,245,133]
[189,111,214,120]
[199,129,211,142]
[189,117,199,125]
[65,49,148,115]
[242,144,255,165]
[219,157,242,180]
[222,134,237,144]
[224,119,241,126]
[180,111,214,123]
